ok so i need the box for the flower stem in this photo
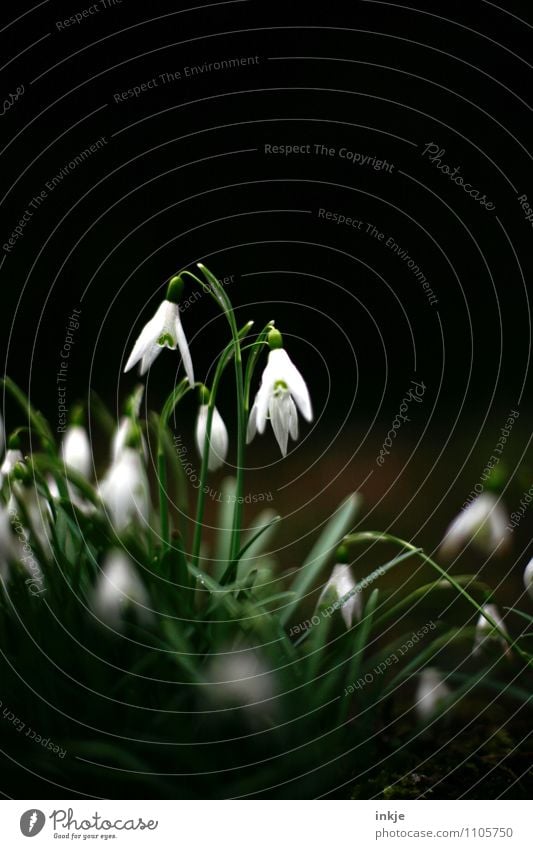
[158,379,190,551]
[191,319,254,567]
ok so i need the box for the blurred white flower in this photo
[0,506,17,580]
[247,341,312,456]
[195,404,228,471]
[92,549,150,626]
[99,448,150,531]
[523,558,533,601]
[124,278,194,383]
[318,563,361,629]
[111,417,148,463]
[415,667,451,722]
[206,650,277,713]
[473,603,511,658]
[61,425,92,478]
[0,448,24,486]
[440,493,508,558]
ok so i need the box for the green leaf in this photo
[281,493,361,626]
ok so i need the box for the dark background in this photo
[1,0,532,564]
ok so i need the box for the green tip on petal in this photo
[335,543,350,564]
[7,432,21,450]
[157,332,175,348]
[166,275,184,304]
[198,384,211,405]
[124,385,144,418]
[124,422,143,450]
[13,461,29,482]
[71,404,85,427]
[268,327,283,350]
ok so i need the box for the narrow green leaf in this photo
[281,493,361,626]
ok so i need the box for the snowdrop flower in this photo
[124,275,194,383]
[112,384,146,462]
[415,668,451,722]
[99,447,150,532]
[195,386,229,472]
[318,563,361,629]
[473,603,511,658]
[206,650,277,714]
[247,328,312,456]
[92,549,150,627]
[61,422,92,479]
[440,493,509,558]
[523,558,533,601]
[0,434,24,487]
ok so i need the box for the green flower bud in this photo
[267,327,283,350]
[166,275,184,305]
[198,384,211,405]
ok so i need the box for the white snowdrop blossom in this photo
[473,603,510,658]
[112,417,148,463]
[0,448,24,486]
[318,563,362,629]
[440,493,509,558]
[99,448,150,532]
[415,668,451,722]
[195,404,229,471]
[247,342,312,457]
[124,277,194,383]
[206,651,277,712]
[61,425,92,478]
[523,558,533,601]
[92,549,150,627]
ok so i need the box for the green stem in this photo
[196,264,247,563]
[158,379,191,551]
[191,321,253,566]
[343,532,532,666]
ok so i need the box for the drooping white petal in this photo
[272,349,313,421]
[254,381,272,435]
[319,563,361,629]
[195,405,229,471]
[440,493,508,557]
[523,558,533,601]
[415,668,451,722]
[112,417,148,463]
[61,425,92,478]
[0,448,23,483]
[246,400,258,444]
[269,392,291,457]
[473,603,510,657]
[112,418,130,462]
[99,448,150,531]
[139,343,162,376]
[288,396,299,441]
[174,310,195,386]
[92,549,150,627]
[124,301,168,373]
